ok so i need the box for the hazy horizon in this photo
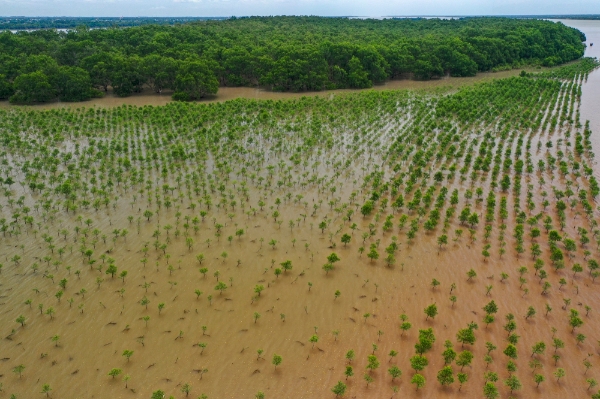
[0,0,599,18]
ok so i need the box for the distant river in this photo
[553,20,600,176]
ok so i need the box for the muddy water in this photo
[0,69,543,111]
[1,104,598,399]
[558,20,600,174]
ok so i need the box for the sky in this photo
[0,0,599,17]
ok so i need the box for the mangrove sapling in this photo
[108,368,122,379]
[362,373,374,387]
[332,330,340,341]
[484,354,493,368]
[505,375,522,394]
[531,342,546,357]
[215,281,227,295]
[181,383,192,396]
[456,325,476,348]
[504,344,518,359]
[467,269,477,281]
[437,366,454,386]
[483,382,499,399]
[534,373,545,387]
[272,354,282,370]
[424,303,438,320]
[411,373,425,390]
[442,341,457,364]
[12,364,25,378]
[388,365,402,381]
[331,381,346,397]
[345,366,354,380]
[410,355,428,373]
[485,342,497,355]
[554,368,566,382]
[457,372,468,391]
[346,350,355,363]
[525,306,536,319]
[151,390,165,399]
[122,349,133,362]
[584,359,593,374]
[485,371,499,383]
[456,350,473,370]
[41,384,52,397]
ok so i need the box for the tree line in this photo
[0,16,586,103]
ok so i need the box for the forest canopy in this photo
[0,16,587,103]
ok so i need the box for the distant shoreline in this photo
[1,15,600,30]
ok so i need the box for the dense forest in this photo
[0,17,587,103]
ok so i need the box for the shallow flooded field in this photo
[1,55,600,399]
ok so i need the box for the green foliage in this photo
[0,17,584,102]
[483,382,499,399]
[456,350,473,370]
[388,365,402,381]
[366,355,380,371]
[504,374,522,393]
[415,328,436,354]
[411,373,425,390]
[10,71,56,104]
[424,303,438,320]
[108,368,122,378]
[437,366,454,385]
[0,74,14,99]
[504,344,518,359]
[331,381,347,397]
[410,355,429,372]
[151,390,165,399]
[173,59,219,101]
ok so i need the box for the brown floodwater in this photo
[1,21,600,399]
[558,20,600,178]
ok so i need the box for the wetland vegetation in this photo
[1,16,600,399]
